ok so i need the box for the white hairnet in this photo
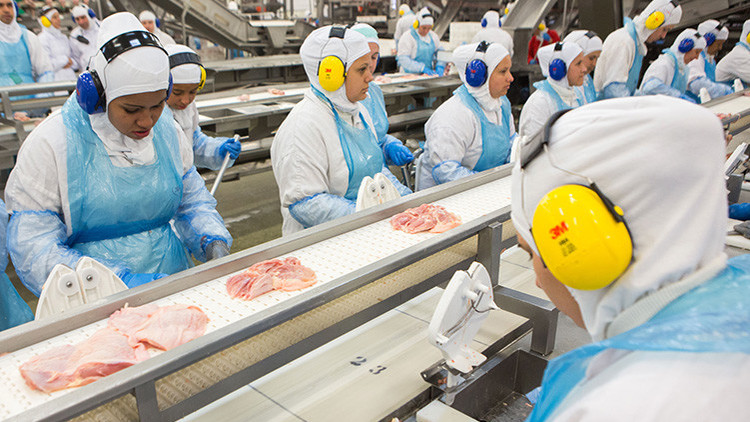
[511,96,727,340]
[351,23,378,44]
[166,44,202,85]
[632,0,681,42]
[563,30,603,56]
[417,7,433,27]
[91,12,170,106]
[670,28,706,63]
[300,25,370,114]
[0,0,21,43]
[481,11,501,29]
[697,19,728,41]
[71,5,89,18]
[741,19,750,47]
[453,41,510,111]
[537,41,583,88]
[139,10,156,22]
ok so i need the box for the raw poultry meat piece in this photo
[374,75,392,84]
[226,257,317,300]
[390,204,462,234]
[109,304,208,351]
[19,328,149,393]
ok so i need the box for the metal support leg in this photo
[477,222,503,286]
[494,285,559,356]
[134,380,161,422]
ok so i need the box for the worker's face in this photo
[684,48,701,64]
[707,39,725,56]
[417,24,431,37]
[75,15,90,30]
[566,52,587,86]
[345,54,374,102]
[646,26,669,43]
[583,51,600,73]
[49,11,61,29]
[141,19,156,33]
[517,236,585,329]
[0,0,15,25]
[108,90,167,140]
[366,42,380,74]
[488,55,513,98]
[166,83,199,110]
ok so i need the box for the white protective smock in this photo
[564,30,602,104]
[716,20,750,85]
[69,6,100,70]
[639,28,705,101]
[397,8,443,74]
[512,95,750,422]
[0,3,53,88]
[418,42,516,190]
[393,5,415,51]
[687,20,732,99]
[471,10,514,58]
[593,0,681,98]
[139,11,177,45]
[518,42,583,140]
[37,9,77,81]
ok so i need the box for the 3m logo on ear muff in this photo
[318,55,346,91]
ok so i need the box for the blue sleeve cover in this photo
[730,203,750,221]
[600,82,632,100]
[688,77,734,99]
[288,193,356,229]
[172,167,233,263]
[397,55,426,74]
[639,77,682,98]
[381,165,413,196]
[193,129,236,171]
[432,160,477,185]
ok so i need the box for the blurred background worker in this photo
[512,95,750,422]
[166,44,241,170]
[527,22,559,64]
[392,4,414,53]
[595,0,681,99]
[271,26,410,235]
[564,30,602,104]
[639,29,705,102]
[418,41,515,190]
[519,41,586,139]
[4,13,232,295]
[352,23,414,168]
[397,7,445,76]
[69,5,99,71]
[0,0,53,92]
[687,20,732,101]
[0,198,33,332]
[472,10,513,58]
[139,10,176,45]
[716,19,750,88]
[37,6,77,82]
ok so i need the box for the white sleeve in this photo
[594,30,635,91]
[716,48,750,83]
[431,32,443,51]
[423,104,477,169]
[398,32,417,58]
[173,120,195,174]
[687,56,707,83]
[518,91,555,139]
[640,56,673,88]
[24,30,53,78]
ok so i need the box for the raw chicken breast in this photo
[226,257,317,300]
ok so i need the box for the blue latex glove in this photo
[542,32,551,42]
[219,137,241,160]
[679,93,697,103]
[424,68,439,76]
[384,141,414,166]
[435,64,445,76]
[119,271,168,288]
[730,203,750,221]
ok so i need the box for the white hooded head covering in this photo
[632,0,682,44]
[351,23,378,44]
[740,19,750,48]
[670,28,705,65]
[300,25,370,114]
[536,41,583,88]
[0,0,21,43]
[481,10,501,29]
[511,96,727,340]
[39,6,62,35]
[398,4,411,16]
[563,30,602,56]
[416,7,434,27]
[452,41,510,111]
[139,10,156,23]
[71,5,89,18]
[697,19,728,43]
[166,43,202,84]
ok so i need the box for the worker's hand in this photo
[542,32,551,42]
[219,137,241,160]
[734,221,750,239]
[435,64,445,76]
[64,58,73,69]
[391,48,397,55]
[120,272,168,288]
[423,68,438,77]
[205,240,230,261]
[384,142,414,166]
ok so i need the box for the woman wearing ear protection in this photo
[37,6,77,82]
[687,20,733,100]
[351,23,415,169]
[563,30,602,104]
[472,10,514,59]
[716,19,750,88]
[69,5,100,72]
[512,96,750,421]
[417,41,515,190]
[393,4,415,53]
[4,13,232,295]
[139,10,176,46]
[271,26,410,235]
[0,0,53,94]
[396,7,445,76]
[518,42,586,140]
[527,22,559,65]
[594,0,681,99]
[639,28,705,102]
[165,44,241,170]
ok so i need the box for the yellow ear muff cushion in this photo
[538,23,546,31]
[318,55,345,92]
[531,184,633,290]
[399,9,405,16]
[413,19,419,29]
[645,10,665,30]
[746,31,750,45]
[41,16,51,27]
[197,66,206,91]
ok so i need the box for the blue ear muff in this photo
[156,17,161,28]
[87,8,96,19]
[704,32,716,46]
[465,59,488,87]
[678,37,694,53]
[481,18,487,28]
[166,73,173,99]
[548,43,567,81]
[498,18,502,28]
[13,0,18,16]
[76,70,106,114]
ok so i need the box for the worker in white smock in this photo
[0,198,33,331]
[139,10,176,46]
[0,0,53,94]
[393,4,415,53]
[271,26,411,235]
[165,44,241,170]
[687,20,732,101]
[594,0,681,99]
[4,13,232,295]
[639,29,705,102]
[716,19,750,88]
[472,10,514,58]
[69,5,99,71]
[352,23,414,169]
[512,95,750,422]
[417,41,515,190]
[518,42,586,140]
[563,30,602,104]
[397,7,445,75]
[37,6,77,82]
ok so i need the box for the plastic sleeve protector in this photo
[381,165,413,196]
[192,129,236,171]
[432,160,476,185]
[601,82,632,99]
[688,77,734,99]
[640,77,682,98]
[397,54,426,73]
[288,193,356,229]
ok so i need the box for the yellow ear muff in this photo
[399,9,405,16]
[318,55,346,92]
[413,19,419,29]
[531,184,633,290]
[746,31,750,45]
[41,16,51,27]
[504,7,509,15]
[538,23,546,31]
[197,66,206,91]
[645,10,665,30]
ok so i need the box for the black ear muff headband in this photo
[100,30,166,63]
[169,51,202,68]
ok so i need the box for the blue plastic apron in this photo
[0,28,35,100]
[624,18,645,95]
[701,51,716,81]
[62,96,191,276]
[454,85,513,172]
[581,74,597,103]
[663,49,688,94]
[361,82,389,144]
[0,199,33,331]
[409,28,436,73]
[312,86,384,200]
[533,79,583,112]
[527,254,750,421]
